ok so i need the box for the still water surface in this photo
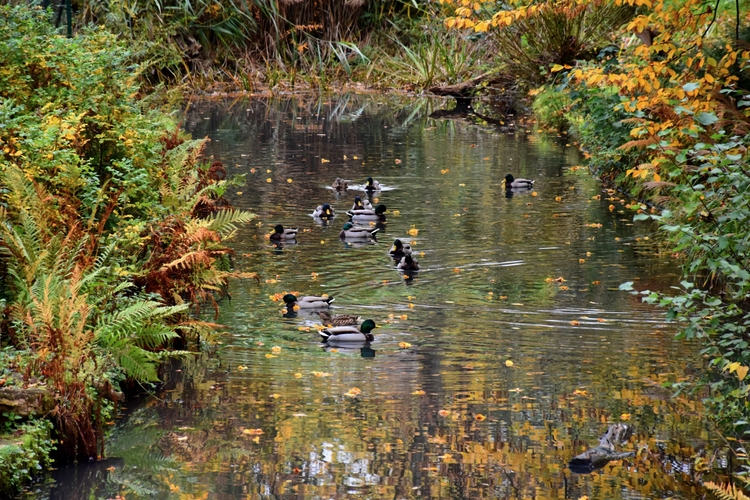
[44,95,715,499]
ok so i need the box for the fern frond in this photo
[704,481,750,500]
[618,138,657,150]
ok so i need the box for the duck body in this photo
[270,224,298,241]
[283,293,334,310]
[317,310,362,326]
[348,204,387,222]
[332,177,348,191]
[319,319,377,343]
[312,203,335,218]
[397,255,420,272]
[339,222,379,239]
[350,196,373,211]
[504,174,535,190]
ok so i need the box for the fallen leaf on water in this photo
[407,226,419,236]
[287,178,293,183]
[345,387,362,397]
[321,158,330,163]
[237,365,248,371]
[453,268,461,273]
[294,373,303,378]
[620,413,631,420]
[505,360,514,367]
[441,169,450,174]
[531,191,538,197]
[320,240,325,244]
[265,279,278,284]
[570,320,580,326]
[253,436,260,443]
[555,196,562,202]
[271,346,282,354]
[312,371,332,377]
[573,389,588,396]
[412,390,425,395]
[559,285,569,290]
[293,413,308,417]
[270,393,280,398]
[475,414,487,421]
[395,159,402,164]
[597,318,607,323]
[438,409,450,417]
[400,314,408,320]
[408,303,414,309]
[592,281,601,285]
[265,354,277,358]
[243,428,263,435]
[236,191,243,195]
[266,178,272,183]
[579,259,586,263]
[106,466,116,471]
[399,342,412,349]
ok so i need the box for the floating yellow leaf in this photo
[570,320,580,326]
[408,303,414,309]
[560,285,569,290]
[531,191,538,197]
[236,191,243,195]
[555,196,562,202]
[579,259,586,263]
[399,314,408,320]
[294,373,302,378]
[320,240,325,244]
[311,272,318,280]
[287,178,293,183]
[407,226,419,236]
[345,387,362,397]
[399,342,412,349]
[271,346,282,354]
[265,354,277,358]
[237,365,247,371]
[270,393,280,398]
[620,413,631,420]
[453,267,461,273]
[412,390,425,395]
[321,158,330,163]
[266,178,272,183]
[243,428,263,435]
[441,168,450,174]
[395,158,402,164]
[475,414,487,421]
[572,389,588,396]
[738,365,749,381]
[505,360,514,367]
[438,409,450,417]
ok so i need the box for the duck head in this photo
[391,239,403,252]
[282,293,298,305]
[366,176,375,188]
[375,204,387,215]
[274,224,285,234]
[342,222,354,231]
[353,196,364,209]
[322,203,333,216]
[360,319,377,333]
[504,174,515,185]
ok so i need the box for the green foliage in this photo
[0,420,55,497]
[489,3,634,87]
[0,5,254,469]
[532,86,570,131]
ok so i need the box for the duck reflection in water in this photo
[322,344,376,358]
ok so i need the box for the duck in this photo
[339,222,379,239]
[270,224,298,241]
[312,203,335,218]
[348,204,387,222]
[283,293,334,310]
[331,177,348,191]
[504,174,535,190]
[317,310,362,326]
[365,176,381,191]
[390,239,413,259]
[319,319,377,343]
[350,196,373,211]
[397,254,420,272]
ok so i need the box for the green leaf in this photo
[695,112,719,126]
[619,281,634,291]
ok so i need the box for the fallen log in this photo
[568,423,635,474]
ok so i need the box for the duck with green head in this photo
[270,224,298,241]
[340,222,379,239]
[283,293,334,311]
[348,204,387,223]
[350,195,373,211]
[319,319,377,343]
[365,176,381,191]
[504,174,535,190]
[312,203,335,218]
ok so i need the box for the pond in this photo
[41,94,719,499]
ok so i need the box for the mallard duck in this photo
[317,310,362,326]
[319,319,377,342]
[270,224,298,241]
[331,177,348,191]
[504,174,535,190]
[365,176,381,190]
[390,239,413,257]
[348,204,387,221]
[397,254,420,271]
[312,203,335,218]
[350,196,373,211]
[283,293,334,310]
[339,222,379,239]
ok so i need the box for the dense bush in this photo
[0,4,253,483]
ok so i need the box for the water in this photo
[40,95,717,499]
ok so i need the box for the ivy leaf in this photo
[695,112,719,126]
[619,281,634,291]
[682,82,700,92]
